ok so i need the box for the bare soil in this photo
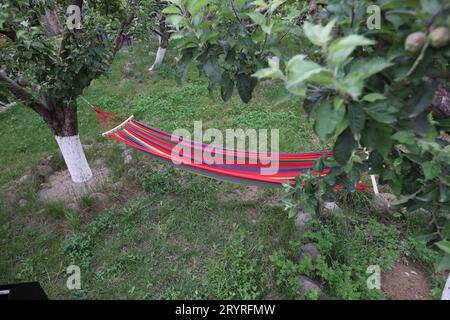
[381,259,433,300]
[38,167,112,203]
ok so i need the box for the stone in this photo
[124,154,133,165]
[82,144,94,151]
[372,193,398,213]
[113,181,124,190]
[297,243,320,263]
[40,183,51,189]
[322,201,340,213]
[127,168,139,177]
[38,154,54,166]
[123,61,135,78]
[90,192,108,206]
[37,165,53,177]
[17,174,32,185]
[295,211,311,231]
[94,158,106,166]
[298,275,323,295]
[18,199,28,208]
[67,203,78,211]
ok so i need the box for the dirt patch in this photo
[245,208,258,221]
[38,167,112,203]
[381,260,433,300]
[22,212,55,231]
[222,186,260,202]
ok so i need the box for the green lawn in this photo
[0,45,439,299]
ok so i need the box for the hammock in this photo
[93,107,376,191]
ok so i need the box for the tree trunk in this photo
[429,85,450,119]
[44,100,93,183]
[149,15,171,72]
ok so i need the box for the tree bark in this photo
[43,99,93,183]
[429,85,450,119]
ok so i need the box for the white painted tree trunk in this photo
[55,135,93,183]
[149,36,167,71]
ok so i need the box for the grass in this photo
[0,44,439,299]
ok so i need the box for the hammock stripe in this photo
[101,116,373,190]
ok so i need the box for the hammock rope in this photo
[89,106,380,191]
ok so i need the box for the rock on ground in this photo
[90,192,109,207]
[322,201,340,213]
[298,275,323,295]
[295,211,311,231]
[37,165,53,177]
[38,167,111,203]
[18,199,28,208]
[372,193,397,213]
[17,174,32,185]
[297,243,320,263]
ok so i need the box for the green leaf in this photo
[436,241,450,255]
[220,72,234,102]
[440,184,450,204]
[422,161,440,181]
[347,57,394,81]
[246,12,274,34]
[314,100,346,140]
[166,15,184,27]
[202,57,222,90]
[442,221,450,239]
[363,101,397,124]
[435,253,450,272]
[328,35,375,67]
[400,81,438,119]
[333,129,357,165]
[236,73,258,104]
[303,19,336,47]
[187,0,209,17]
[362,93,387,102]
[392,131,416,144]
[246,11,266,26]
[176,51,193,82]
[253,57,285,80]
[361,123,393,157]
[285,55,324,96]
[348,103,365,140]
[162,5,181,15]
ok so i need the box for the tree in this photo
[134,0,172,71]
[169,0,450,270]
[0,0,137,183]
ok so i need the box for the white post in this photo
[55,135,93,183]
[371,175,379,195]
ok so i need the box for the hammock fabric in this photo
[94,108,377,191]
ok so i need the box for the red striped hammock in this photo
[94,108,377,191]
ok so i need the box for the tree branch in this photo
[230,0,243,24]
[0,29,17,42]
[426,4,450,29]
[112,0,138,57]
[0,70,50,118]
